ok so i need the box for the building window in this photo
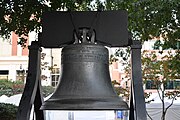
[165,81,174,89]
[174,80,180,89]
[51,68,60,87]
[145,80,158,89]
[165,80,180,89]
[0,70,9,80]
[145,80,180,90]
[16,70,27,81]
[51,74,60,87]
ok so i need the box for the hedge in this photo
[0,103,18,120]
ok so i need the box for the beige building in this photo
[0,32,28,81]
[0,32,54,86]
[0,32,124,87]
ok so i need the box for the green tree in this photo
[0,0,179,47]
[112,48,180,120]
[142,50,180,120]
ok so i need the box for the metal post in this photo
[129,40,147,120]
[16,41,45,120]
[34,78,45,120]
[129,85,135,120]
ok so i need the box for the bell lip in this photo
[40,100,129,110]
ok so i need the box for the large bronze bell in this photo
[41,42,128,110]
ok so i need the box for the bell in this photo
[41,43,128,110]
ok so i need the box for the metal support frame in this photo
[17,41,45,120]
[129,40,147,120]
[16,40,147,120]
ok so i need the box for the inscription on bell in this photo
[62,44,109,63]
[62,53,108,63]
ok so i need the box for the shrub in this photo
[0,79,55,98]
[0,103,18,120]
[0,80,24,96]
[42,86,55,97]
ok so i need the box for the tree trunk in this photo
[161,111,166,120]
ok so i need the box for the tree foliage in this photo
[0,0,179,47]
[142,50,180,120]
[111,79,130,102]
[113,48,180,120]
